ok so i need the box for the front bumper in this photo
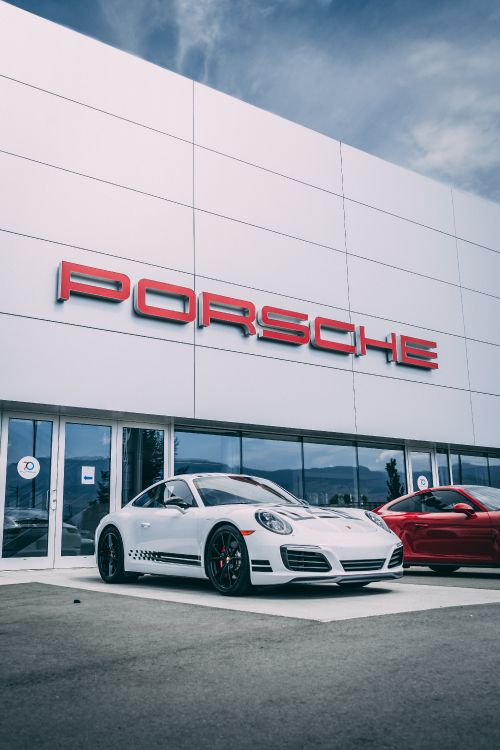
[247,539,404,586]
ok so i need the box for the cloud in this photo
[15,0,500,202]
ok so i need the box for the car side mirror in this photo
[163,496,190,511]
[452,503,476,517]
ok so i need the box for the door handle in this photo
[414,523,428,529]
[47,489,57,510]
[140,522,151,528]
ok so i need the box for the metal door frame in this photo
[0,411,60,570]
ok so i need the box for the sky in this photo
[7,0,500,202]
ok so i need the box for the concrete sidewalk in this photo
[2,566,500,621]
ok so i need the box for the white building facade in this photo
[0,1,499,569]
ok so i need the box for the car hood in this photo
[269,505,379,535]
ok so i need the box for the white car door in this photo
[129,479,203,576]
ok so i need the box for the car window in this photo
[131,483,166,508]
[421,490,481,513]
[164,480,197,507]
[389,495,423,512]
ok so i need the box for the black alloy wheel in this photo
[429,565,460,574]
[97,527,130,583]
[206,524,252,596]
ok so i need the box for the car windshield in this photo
[194,475,304,507]
[466,486,500,511]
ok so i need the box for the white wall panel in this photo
[0,233,195,346]
[194,83,342,194]
[0,76,193,205]
[195,347,356,433]
[350,311,469,391]
[194,211,348,307]
[0,153,194,272]
[0,314,194,417]
[341,144,455,234]
[348,255,464,335]
[466,340,500,396]
[194,277,352,372]
[0,1,193,140]
[194,147,345,249]
[354,373,474,445]
[458,240,500,298]
[461,289,500,346]
[453,188,500,253]
[344,199,459,284]
[471,393,500,449]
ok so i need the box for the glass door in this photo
[54,418,117,567]
[0,414,58,569]
[407,448,435,492]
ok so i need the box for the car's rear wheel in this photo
[205,524,252,596]
[97,526,130,583]
[429,565,460,574]
[338,581,370,589]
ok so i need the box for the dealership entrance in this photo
[0,413,171,570]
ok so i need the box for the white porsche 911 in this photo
[95,473,403,596]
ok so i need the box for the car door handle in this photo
[140,522,151,528]
[414,523,428,529]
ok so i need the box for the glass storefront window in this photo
[357,444,406,509]
[436,449,450,485]
[456,454,489,486]
[488,456,500,489]
[409,450,433,492]
[122,428,164,506]
[242,434,303,497]
[174,430,240,475]
[303,440,357,506]
[62,423,111,556]
[2,418,53,558]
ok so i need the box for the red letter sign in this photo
[311,317,355,354]
[355,326,398,361]
[258,306,310,345]
[398,336,439,369]
[198,292,256,336]
[57,261,130,303]
[134,279,196,323]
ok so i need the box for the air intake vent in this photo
[340,558,385,572]
[388,546,404,568]
[281,547,331,572]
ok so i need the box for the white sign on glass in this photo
[17,456,41,480]
[81,466,95,485]
[416,475,429,490]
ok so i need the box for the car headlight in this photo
[255,510,293,535]
[365,510,393,534]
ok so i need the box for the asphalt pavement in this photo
[1,572,500,750]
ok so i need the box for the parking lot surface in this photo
[1,568,499,750]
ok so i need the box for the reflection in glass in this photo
[409,450,433,491]
[242,434,303,497]
[2,418,52,558]
[122,428,164,506]
[357,444,406,509]
[488,456,500,489]
[436,450,450,485]
[62,423,111,556]
[454,454,489,486]
[174,430,240,475]
[303,440,357,506]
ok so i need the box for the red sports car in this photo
[375,485,500,573]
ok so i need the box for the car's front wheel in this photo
[205,524,252,596]
[97,526,131,583]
